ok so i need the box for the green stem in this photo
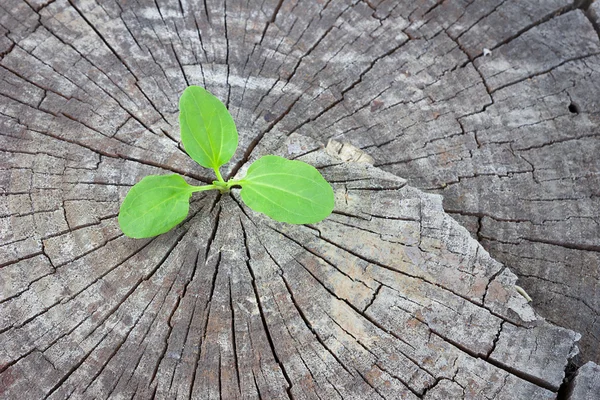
[226,179,244,188]
[214,167,225,183]
[189,184,219,193]
[188,179,243,195]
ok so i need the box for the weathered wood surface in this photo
[0,0,597,398]
[0,130,580,398]
[565,361,600,399]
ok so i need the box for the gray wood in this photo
[565,361,600,400]
[0,0,597,398]
[0,127,581,399]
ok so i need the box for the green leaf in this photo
[239,155,335,224]
[179,85,238,170]
[118,174,194,238]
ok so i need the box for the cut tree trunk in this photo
[0,0,598,398]
[564,361,600,399]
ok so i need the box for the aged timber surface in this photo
[0,0,598,399]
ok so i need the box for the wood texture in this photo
[565,361,600,399]
[0,0,598,398]
[0,132,580,398]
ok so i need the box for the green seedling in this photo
[118,86,335,238]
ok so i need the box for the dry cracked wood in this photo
[564,361,600,399]
[0,132,580,398]
[0,0,597,398]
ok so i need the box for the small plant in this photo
[118,86,335,238]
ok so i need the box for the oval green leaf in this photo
[179,86,238,169]
[118,174,194,238]
[239,155,335,224]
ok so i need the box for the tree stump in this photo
[0,0,598,398]
[564,361,600,399]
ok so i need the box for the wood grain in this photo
[1,0,598,398]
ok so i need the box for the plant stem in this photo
[226,179,243,187]
[188,179,242,195]
[189,184,219,193]
[214,167,225,183]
